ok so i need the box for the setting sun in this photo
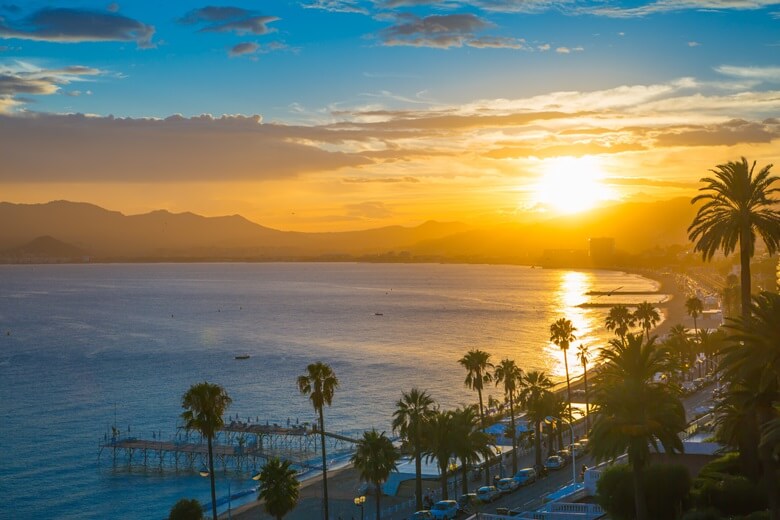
[534,156,616,215]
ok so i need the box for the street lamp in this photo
[544,416,577,485]
[495,447,503,478]
[354,495,366,520]
[199,468,232,520]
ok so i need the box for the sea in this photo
[0,263,663,519]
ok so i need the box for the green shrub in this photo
[596,463,691,520]
[695,475,767,516]
[169,498,205,520]
[681,508,722,520]
[596,465,635,520]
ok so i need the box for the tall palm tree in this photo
[589,333,686,520]
[297,362,339,520]
[351,429,400,520]
[256,457,300,520]
[517,370,554,469]
[688,157,780,321]
[458,349,494,484]
[421,409,457,499]
[605,304,635,342]
[633,301,660,340]
[665,324,692,381]
[451,405,495,494]
[180,382,232,520]
[494,358,523,475]
[685,296,704,340]
[550,318,576,418]
[721,292,780,518]
[576,344,591,431]
[392,388,436,511]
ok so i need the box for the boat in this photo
[234,355,250,360]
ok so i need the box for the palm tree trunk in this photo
[207,435,218,520]
[440,466,448,500]
[632,463,648,520]
[583,365,590,431]
[461,463,469,495]
[477,387,490,486]
[534,420,542,469]
[318,407,330,520]
[740,225,751,321]
[563,354,572,419]
[509,394,518,475]
[375,481,381,520]
[414,438,423,511]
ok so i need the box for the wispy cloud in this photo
[0,62,103,112]
[179,6,279,35]
[715,64,780,82]
[302,0,370,14]
[0,7,155,47]
[585,0,780,18]
[229,42,259,57]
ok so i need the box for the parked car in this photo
[556,448,572,462]
[456,493,477,513]
[544,455,566,470]
[410,511,434,520]
[578,437,589,452]
[476,485,501,503]
[568,442,585,457]
[496,477,520,494]
[429,500,459,520]
[513,467,537,486]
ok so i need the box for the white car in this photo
[476,485,501,503]
[429,500,459,520]
[513,467,537,486]
[496,477,520,494]
[544,455,566,470]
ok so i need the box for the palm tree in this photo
[517,370,554,469]
[494,358,523,475]
[256,457,300,520]
[576,344,591,431]
[180,382,232,520]
[605,304,635,341]
[351,429,400,520]
[633,301,660,340]
[589,334,686,520]
[688,157,780,321]
[392,388,436,511]
[550,318,576,418]
[421,409,457,499]
[458,349,494,484]
[685,296,704,340]
[297,362,339,520]
[721,292,780,518]
[451,405,495,495]
[665,324,692,381]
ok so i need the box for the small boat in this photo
[234,355,250,360]
[374,312,383,316]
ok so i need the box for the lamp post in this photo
[544,416,576,484]
[495,447,503,478]
[199,468,232,520]
[353,495,366,520]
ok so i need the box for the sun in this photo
[533,156,615,214]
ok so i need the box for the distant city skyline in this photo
[1,1,779,231]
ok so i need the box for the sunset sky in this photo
[1,1,779,231]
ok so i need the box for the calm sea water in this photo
[0,263,660,519]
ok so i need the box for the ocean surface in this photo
[0,263,662,519]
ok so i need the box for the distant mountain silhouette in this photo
[3,235,85,259]
[0,198,695,262]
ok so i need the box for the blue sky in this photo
[1,1,779,230]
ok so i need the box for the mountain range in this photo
[0,198,697,262]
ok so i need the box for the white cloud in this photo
[715,64,780,82]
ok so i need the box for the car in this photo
[544,455,566,470]
[568,442,585,457]
[456,493,477,512]
[410,511,434,520]
[429,500,459,520]
[496,477,520,494]
[513,467,537,486]
[476,485,501,503]
[556,448,572,462]
[578,437,590,452]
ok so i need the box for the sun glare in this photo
[533,156,614,215]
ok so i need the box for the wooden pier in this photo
[99,421,361,474]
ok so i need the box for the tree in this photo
[686,296,704,340]
[297,362,339,520]
[458,349,494,484]
[351,429,400,520]
[589,334,686,520]
[256,457,300,520]
[633,301,660,340]
[550,318,577,418]
[392,388,436,511]
[688,157,780,321]
[494,358,523,475]
[665,324,693,381]
[169,498,204,520]
[576,344,591,431]
[422,409,457,499]
[605,304,636,342]
[180,382,232,520]
[720,292,780,519]
[451,405,495,495]
[517,370,554,469]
